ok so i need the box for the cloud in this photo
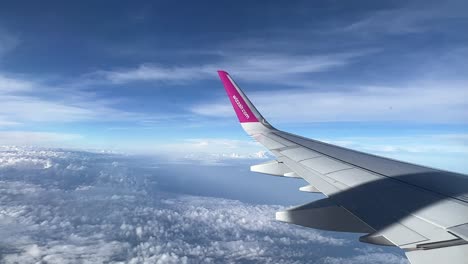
[191,81,468,124]
[345,9,435,35]
[0,28,19,59]
[0,73,149,126]
[321,133,468,174]
[0,147,408,263]
[94,52,367,86]
[0,94,96,123]
[0,117,20,126]
[143,138,272,164]
[99,64,210,84]
[323,252,409,264]
[343,1,468,35]
[0,131,82,147]
[0,75,33,93]
[323,134,468,155]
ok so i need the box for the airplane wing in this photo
[217,70,468,264]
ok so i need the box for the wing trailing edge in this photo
[250,160,302,178]
[276,198,375,233]
[299,185,321,193]
[406,243,468,264]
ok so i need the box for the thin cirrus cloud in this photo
[191,82,468,124]
[344,8,439,34]
[0,74,97,125]
[321,135,468,173]
[343,1,468,35]
[0,131,82,146]
[0,28,18,59]
[0,73,149,127]
[0,75,34,93]
[95,52,366,86]
[324,134,468,154]
[0,1,465,156]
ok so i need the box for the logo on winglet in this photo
[232,95,250,119]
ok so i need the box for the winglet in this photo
[217,70,259,123]
[217,70,275,135]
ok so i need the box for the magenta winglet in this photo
[218,70,259,123]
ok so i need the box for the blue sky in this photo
[0,0,467,172]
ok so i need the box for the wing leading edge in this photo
[217,70,468,264]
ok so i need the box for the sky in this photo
[0,1,467,263]
[0,0,467,172]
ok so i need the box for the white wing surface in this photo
[217,70,468,264]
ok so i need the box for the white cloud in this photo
[153,138,272,164]
[345,9,435,35]
[0,73,150,127]
[323,134,468,155]
[0,75,33,93]
[191,81,468,123]
[343,1,468,35]
[95,52,367,86]
[0,94,96,123]
[0,28,19,59]
[0,117,20,126]
[100,64,210,84]
[323,252,409,264]
[0,131,82,147]
[321,133,468,174]
[0,147,408,263]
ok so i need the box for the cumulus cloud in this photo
[155,138,272,164]
[0,147,407,263]
[323,252,408,264]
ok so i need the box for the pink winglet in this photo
[218,70,259,123]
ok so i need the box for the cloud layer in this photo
[0,147,408,263]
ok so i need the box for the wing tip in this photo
[217,70,229,76]
[217,70,260,123]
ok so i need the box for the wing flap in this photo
[449,223,468,241]
[250,160,296,177]
[299,185,321,193]
[405,243,468,264]
[370,223,429,246]
[278,155,342,195]
[276,198,374,233]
